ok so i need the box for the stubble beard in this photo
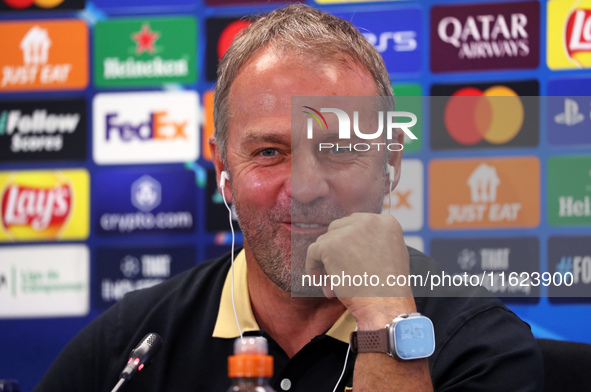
[232,174,387,296]
[233,194,339,296]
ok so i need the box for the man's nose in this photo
[288,153,329,204]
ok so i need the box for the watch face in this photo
[393,316,435,360]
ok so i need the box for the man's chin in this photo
[289,275,326,297]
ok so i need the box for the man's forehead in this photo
[228,48,373,107]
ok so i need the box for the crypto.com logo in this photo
[302,106,417,152]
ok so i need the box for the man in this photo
[36,4,543,391]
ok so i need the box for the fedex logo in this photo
[93,91,199,165]
[105,112,187,142]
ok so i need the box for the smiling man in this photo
[35,4,543,392]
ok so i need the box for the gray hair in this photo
[213,3,393,166]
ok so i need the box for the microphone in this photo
[111,333,163,392]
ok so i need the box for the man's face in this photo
[222,48,398,292]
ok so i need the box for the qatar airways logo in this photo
[302,106,417,152]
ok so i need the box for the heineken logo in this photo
[94,17,197,88]
[548,156,591,226]
[133,23,160,55]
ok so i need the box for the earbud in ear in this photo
[387,164,395,183]
[220,171,230,188]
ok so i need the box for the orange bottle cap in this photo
[228,354,273,378]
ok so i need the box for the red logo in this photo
[444,86,524,145]
[4,0,34,8]
[1,183,71,234]
[3,0,66,9]
[217,20,251,60]
[566,8,591,59]
[132,23,160,55]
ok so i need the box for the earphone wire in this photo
[332,326,357,392]
[221,183,243,341]
[388,175,394,215]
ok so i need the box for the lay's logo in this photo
[0,170,89,241]
[548,0,591,69]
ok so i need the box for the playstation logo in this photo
[555,98,585,126]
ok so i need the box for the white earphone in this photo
[219,170,243,340]
[387,164,396,215]
[219,167,385,389]
[220,171,230,189]
[387,164,395,184]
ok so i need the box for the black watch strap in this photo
[350,328,389,354]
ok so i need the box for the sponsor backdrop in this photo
[0,0,590,389]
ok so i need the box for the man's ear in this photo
[209,136,233,203]
[385,131,404,194]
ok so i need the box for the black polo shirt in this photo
[35,248,543,392]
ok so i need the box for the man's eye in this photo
[331,145,351,154]
[260,148,277,157]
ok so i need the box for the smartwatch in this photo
[350,313,435,360]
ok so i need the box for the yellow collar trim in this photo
[212,249,357,344]
[213,250,260,338]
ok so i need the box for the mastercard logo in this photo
[3,0,64,9]
[444,86,524,146]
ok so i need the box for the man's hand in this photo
[306,212,433,391]
[305,212,416,329]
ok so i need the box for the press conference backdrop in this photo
[0,0,590,389]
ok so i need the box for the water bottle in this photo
[227,337,276,392]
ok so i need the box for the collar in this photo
[212,250,357,344]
